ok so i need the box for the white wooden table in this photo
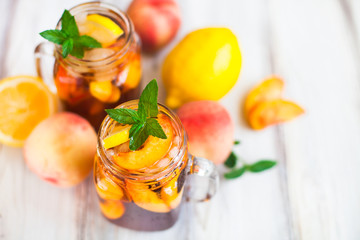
[1,0,360,239]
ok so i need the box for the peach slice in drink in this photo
[248,99,304,130]
[96,177,125,201]
[161,174,183,209]
[126,181,171,213]
[112,115,174,170]
[99,200,125,219]
[244,76,284,114]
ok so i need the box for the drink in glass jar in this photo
[36,2,142,128]
[95,100,219,231]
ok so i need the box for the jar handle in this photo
[34,42,57,93]
[186,154,219,202]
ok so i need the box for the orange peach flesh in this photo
[99,200,125,219]
[96,177,125,201]
[248,99,304,130]
[112,114,174,170]
[244,76,284,115]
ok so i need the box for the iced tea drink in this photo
[36,2,142,128]
[95,100,218,231]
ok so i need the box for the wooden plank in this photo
[268,0,360,239]
[0,0,17,78]
[182,0,293,239]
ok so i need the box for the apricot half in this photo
[248,99,304,130]
[126,181,171,213]
[112,115,174,170]
[245,76,284,114]
[99,200,125,219]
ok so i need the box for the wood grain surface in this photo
[0,0,359,239]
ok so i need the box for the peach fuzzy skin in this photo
[127,0,181,52]
[23,112,97,187]
[177,101,234,164]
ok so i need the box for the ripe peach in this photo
[127,0,181,52]
[177,101,234,164]
[23,112,97,187]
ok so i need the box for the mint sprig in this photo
[224,141,277,179]
[40,10,101,58]
[105,79,167,151]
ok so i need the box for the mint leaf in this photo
[70,42,85,59]
[247,160,276,173]
[106,79,167,150]
[62,38,73,58]
[40,9,101,59]
[234,140,241,145]
[129,123,147,151]
[146,118,167,139]
[61,10,79,37]
[105,109,140,125]
[224,152,237,168]
[39,30,67,44]
[138,79,159,119]
[77,35,102,48]
[224,167,246,179]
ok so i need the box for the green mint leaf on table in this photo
[224,152,237,168]
[247,160,277,173]
[105,109,140,125]
[39,9,101,58]
[234,140,241,145]
[224,167,246,179]
[106,79,167,151]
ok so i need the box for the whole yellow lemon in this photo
[162,27,242,108]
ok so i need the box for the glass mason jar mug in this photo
[95,100,219,231]
[35,2,142,128]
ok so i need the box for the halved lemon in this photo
[80,14,124,47]
[0,75,57,147]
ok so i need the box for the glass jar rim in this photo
[97,100,187,182]
[54,1,134,66]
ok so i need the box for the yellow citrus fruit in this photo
[0,75,56,147]
[162,28,242,109]
[80,14,123,47]
[103,125,131,149]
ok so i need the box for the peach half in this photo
[248,99,304,130]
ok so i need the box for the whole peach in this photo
[23,112,97,187]
[127,0,181,52]
[177,101,234,164]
